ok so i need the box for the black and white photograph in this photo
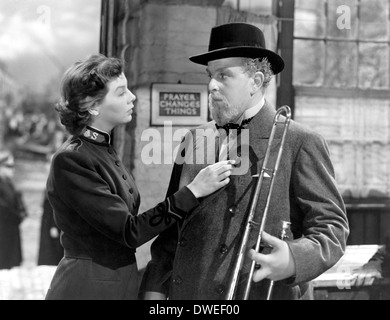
[0,0,389,306]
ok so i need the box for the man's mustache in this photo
[209,93,225,102]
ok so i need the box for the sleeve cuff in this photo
[168,186,200,220]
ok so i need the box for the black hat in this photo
[189,22,284,75]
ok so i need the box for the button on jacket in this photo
[46,126,199,300]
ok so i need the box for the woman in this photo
[45,54,233,300]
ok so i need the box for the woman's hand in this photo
[187,160,235,198]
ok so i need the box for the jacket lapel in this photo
[178,123,219,190]
[178,123,228,229]
[247,101,277,174]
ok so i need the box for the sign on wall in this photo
[151,83,208,126]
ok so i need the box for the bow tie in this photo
[215,117,254,133]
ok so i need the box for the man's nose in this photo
[208,78,219,92]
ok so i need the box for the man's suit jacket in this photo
[140,101,349,300]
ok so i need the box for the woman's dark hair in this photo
[56,54,123,135]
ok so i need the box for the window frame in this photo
[293,0,390,94]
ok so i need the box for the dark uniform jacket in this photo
[45,126,199,300]
[140,101,350,300]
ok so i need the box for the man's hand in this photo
[248,231,296,282]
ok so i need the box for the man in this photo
[140,22,349,300]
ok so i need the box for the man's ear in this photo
[253,71,265,91]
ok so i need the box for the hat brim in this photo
[189,47,285,75]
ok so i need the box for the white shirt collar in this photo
[240,97,265,124]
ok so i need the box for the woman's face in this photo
[92,73,136,132]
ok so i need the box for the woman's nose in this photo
[128,90,136,102]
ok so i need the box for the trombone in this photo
[226,105,292,300]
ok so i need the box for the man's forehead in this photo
[206,57,245,72]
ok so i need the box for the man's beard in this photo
[209,93,242,126]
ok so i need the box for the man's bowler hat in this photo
[189,22,285,75]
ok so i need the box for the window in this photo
[293,0,390,199]
[294,0,390,89]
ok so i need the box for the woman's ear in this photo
[88,109,99,116]
[85,98,100,116]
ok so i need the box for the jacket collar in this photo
[248,99,276,138]
[80,126,111,145]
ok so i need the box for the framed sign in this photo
[151,83,208,126]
